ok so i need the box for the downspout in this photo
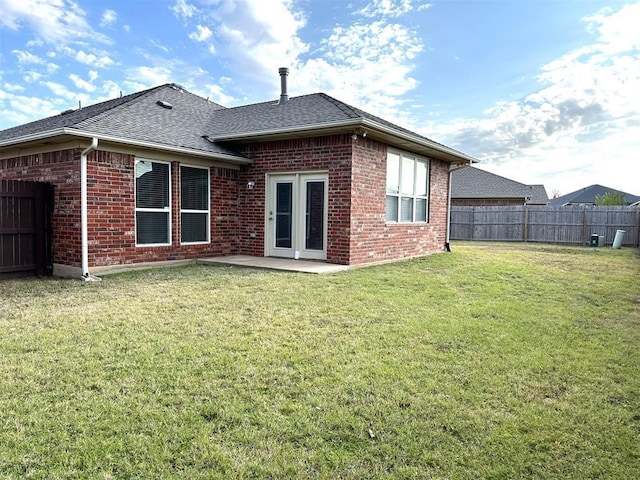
[80,138,101,281]
[445,162,472,252]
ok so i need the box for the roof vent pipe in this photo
[278,67,289,104]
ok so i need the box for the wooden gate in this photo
[0,180,53,278]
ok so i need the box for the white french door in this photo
[266,173,328,260]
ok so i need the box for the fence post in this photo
[471,206,476,241]
[582,207,588,246]
[523,206,529,242]
[636,208,640,248]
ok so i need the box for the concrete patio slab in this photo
[197,256,350,274]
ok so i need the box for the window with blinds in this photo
[135,160,171,245]
[180,165,210,244]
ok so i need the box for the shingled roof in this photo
[548,184,640,206]
[452,166,549,204]
[0,84,247,161]
[1,83,477,165]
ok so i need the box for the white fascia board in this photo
[208,118,479,165]
[359,119,479,164]
[207,119,364,141]
[0,128,253,165]
[0,128,68,147]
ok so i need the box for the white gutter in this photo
[445,162,473,252]
[81,137,101,281]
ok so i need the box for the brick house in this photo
[0,70,476,278]
[451,166,549,207]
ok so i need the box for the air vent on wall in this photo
[156,100,173,109]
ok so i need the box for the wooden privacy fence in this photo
[450,205,640,247]
[0,179,53,277]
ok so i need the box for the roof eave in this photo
[209,118,479,165]
[0,128,252,165]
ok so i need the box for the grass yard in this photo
[1,242,639,479]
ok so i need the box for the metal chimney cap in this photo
[278,67,289,105]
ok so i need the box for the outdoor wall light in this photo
[247,181,255,190]
[352,130,367,140]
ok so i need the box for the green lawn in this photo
[1,243,639,479]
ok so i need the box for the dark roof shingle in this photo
[548,184,640,206]
[452,166,549,204]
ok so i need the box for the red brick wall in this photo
[3,138,452,271]
[88,152,239,267]
[238,134,353,264]
[238,134,450,265]
[1,149,82,267]
[348,139,449,264]
[2,149,239,271]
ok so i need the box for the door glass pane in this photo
[275,182,292,248]
[305,181,324,250]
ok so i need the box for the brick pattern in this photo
[2,136,452,271]
[238,134,354,264]
[2,149,238,269]
[348,138,449,264]
[238,134,449,265]
[1,149,82,267]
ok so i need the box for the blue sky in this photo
[1,0,638,196]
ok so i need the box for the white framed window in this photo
[180,165,210,244]
[386,150,429,223]
[135,159,171,245]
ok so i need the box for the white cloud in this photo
[69,73,96,92]
[420,2,640,196]
[12,49,45,65]
[12,49,59,73]
[100,9,117,28]
[3,82,25,92]
[356,0,431,18]
[0,88,60,124]
[195,0,308,91]
[0,0,111,45]
[291,21,422,124]
[189,25,213,42]
[75,50,115,68]
[23,71,43,82]
[171,0,198,22]
[125,66,174,90]
[42,80,75,100]
[203,83,237,105]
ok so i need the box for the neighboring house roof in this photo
[451,166,549,204]
[548,184,640,206]
[0,82,477,165]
